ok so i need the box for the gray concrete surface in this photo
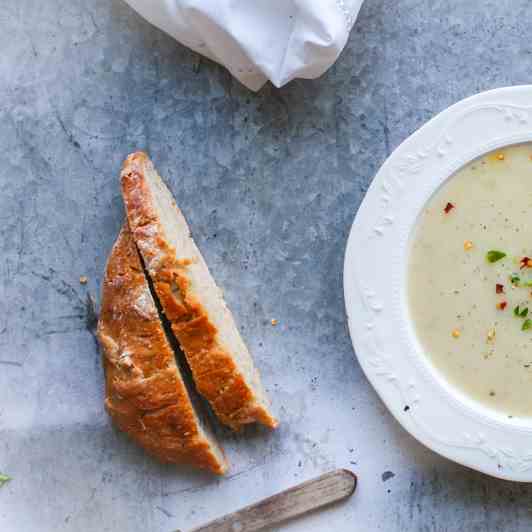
[2,1,532,531]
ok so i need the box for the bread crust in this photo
[121,152,278,430]
[97,224,228,474]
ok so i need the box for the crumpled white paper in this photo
[123,0,363,91]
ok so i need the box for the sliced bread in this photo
[97,224,228,474]
[121,152,278,430]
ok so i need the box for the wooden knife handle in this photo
[184,469,357,532]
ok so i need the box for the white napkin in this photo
[123,0,363,91]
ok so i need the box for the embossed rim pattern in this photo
[344,86,532,481]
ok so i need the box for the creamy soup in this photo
[409,143,532,417]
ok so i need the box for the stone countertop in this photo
[2,1,532,531]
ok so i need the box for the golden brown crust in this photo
[97,224,228,474]
[121,152,278,430]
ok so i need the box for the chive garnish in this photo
[515,306,529,318]
[486,250,506,263]
[523,319,532,331]
[0,474,10,488]
[511,274,521,285]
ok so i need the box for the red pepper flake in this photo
[496,283,504,294]
[497,301,507,311]
[521,257,532,269]
[444,202,455,214]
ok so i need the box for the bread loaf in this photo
[97,224,228,474]
[121,152,278,430]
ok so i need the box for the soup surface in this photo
[409,143,532,417]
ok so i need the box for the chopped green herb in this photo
[515,305,521,316]
[0,474,10,488]
[522,319,532,331]
[486,250,506,263]
[510,274,521,285]
[523,280,532,287]
[521,307,529,318]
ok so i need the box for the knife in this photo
[177,468,357,532]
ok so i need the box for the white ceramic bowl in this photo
[344,85,532,481]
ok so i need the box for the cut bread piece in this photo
[121,152,278,431]
[97,224,228,474]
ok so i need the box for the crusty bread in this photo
[97,224,228,474]
[121,152,278,431]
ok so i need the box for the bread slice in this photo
[97,224,228,474]
[121,152,278,431]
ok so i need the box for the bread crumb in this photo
[496,153,505,161]
[451,329,461,338]
[271,319,278,326]
[487,328,496,343]
[464,240,473,251]
[79,275,88,284]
